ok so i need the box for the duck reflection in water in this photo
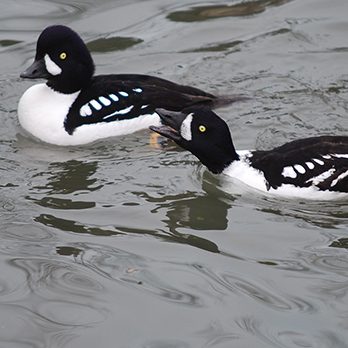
[163,194,230,231]
[30,158,231,253]
[137,189,232,253]
[40,159,101,195]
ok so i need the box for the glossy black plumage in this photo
[250,136,348,191]
[64,74,222,134]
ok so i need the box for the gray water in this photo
[1,0,348,347]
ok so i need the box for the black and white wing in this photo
[64,74,221,134]
[250,136,348,192]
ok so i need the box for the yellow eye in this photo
[199,125,206,133]
[59,52,67,60]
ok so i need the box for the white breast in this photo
[223,151,268,191]
[18,84,79,145]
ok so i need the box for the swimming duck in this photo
[18,25,242,146]
[150,107,348,198]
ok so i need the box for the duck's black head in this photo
[151,107,239,174]
[20,25,95,94]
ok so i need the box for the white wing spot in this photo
[333,154,348,159]
[331,170,348,187]
[282,166,297,179]
[180,113,193,141]
[294,164,306,174]
[141,105,148,109]
[109,94,119,102]
[133,88,142,93]
[306,162,315,170]
[103,106,134,120]
[119,91,128,97]
[99,96,111,106]
[313,158,324,165]
[80,104,92,117]
[90,99,102,111]
[307,169,335,185]
[322,154,331,159]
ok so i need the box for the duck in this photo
[150,107,348,199]
[17,25,244,146]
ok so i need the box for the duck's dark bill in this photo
[149,125,182,142]
[155,108,187,131]
[20,58,50,79]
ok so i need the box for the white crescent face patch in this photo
[180,113,193,141]
[44,54,62,76]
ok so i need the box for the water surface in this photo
[0,0,348,347]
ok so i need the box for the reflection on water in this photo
[56,245,82,257]
[167,0,291,22]
[87,36,143,53]
[163,195,230,231]
[33,159,101,195]
[330,238,348,249]
[0,39,21,47]
[35,213,121,236]
[139,190,231,231]
[185,28,291,53]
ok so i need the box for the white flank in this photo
[268,184,347,200]
[44,54,62,75]
[294,164,306,174]
[331,170,348,187]
[307,168,335,185]
[282,166,297,178]
[221,151,346,200]
[306,161,315,170]
[180,113,193,141]
[18,83,161,145]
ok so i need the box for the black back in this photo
[251,136,348,192]
[64,74,218,134]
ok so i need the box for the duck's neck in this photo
[47,73,92,94]
[203,148,240,174]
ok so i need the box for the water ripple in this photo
[0,256,109,345]
[0,303,76,348]
[194,265,315,313]
[236,316,348,348]
[1,0,88,29]
[37,300,105,326]
[11,257,104,298]
[72,244,203,307]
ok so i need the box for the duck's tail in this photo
[210,94,251,109]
